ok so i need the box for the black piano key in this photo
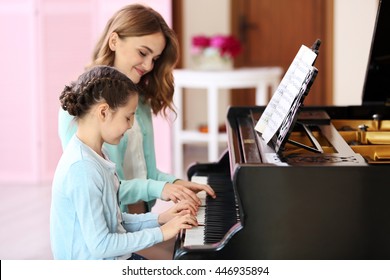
[197,173,240,245]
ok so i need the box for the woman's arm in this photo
[58,108,78,150]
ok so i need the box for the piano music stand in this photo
[257,39,322,155]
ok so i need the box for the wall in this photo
[0,1,39,184]
[333,0,378,105]
[0,0,172,185]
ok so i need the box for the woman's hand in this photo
[175,179,216,198]
[161,180,216,205]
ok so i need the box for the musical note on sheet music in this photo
[255,45,317,144]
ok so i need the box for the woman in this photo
[58,4,215,212]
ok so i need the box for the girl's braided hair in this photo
[60,66,138,118]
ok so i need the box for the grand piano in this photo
[173,0,390,260]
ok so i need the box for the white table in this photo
[172,67,283,179]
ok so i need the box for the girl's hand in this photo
[158,201,197,224]
[160,214,198,241]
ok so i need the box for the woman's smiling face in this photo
[110,32,166,84]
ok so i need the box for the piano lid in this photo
[362,0,390,105]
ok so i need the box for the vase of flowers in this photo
[191,34,242,70]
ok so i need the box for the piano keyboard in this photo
[183,174,239,247]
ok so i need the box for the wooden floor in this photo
[0,144,218,260]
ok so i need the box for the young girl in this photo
[58,4,215,213]
[51,66,197,260]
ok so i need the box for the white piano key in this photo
[182,175,208,247]
[191,175,208,185]
[183,226,205,247]
[191,175,208,206]
[196,191,206,206]
[196,207,205,225]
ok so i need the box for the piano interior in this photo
[251,108,390,166]
[333,118,390,164]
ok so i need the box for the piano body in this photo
[173,0,390,260]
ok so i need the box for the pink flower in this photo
[209,35,226,48]
[191,34,242,58]
[192,35,211,48]
[219,35,242,58]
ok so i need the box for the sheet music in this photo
[274,67,317,152]
[255,45,317,143]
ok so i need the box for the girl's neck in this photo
[77,132,104,158]
[76,120,104,158]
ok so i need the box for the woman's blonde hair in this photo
[89,4,179,116]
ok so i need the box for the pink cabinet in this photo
[0,0,172,184]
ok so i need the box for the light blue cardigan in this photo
[58,98,177,211]
[50,136,163,259]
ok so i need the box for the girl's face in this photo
[111,32,166,84]
[102,94,139,145]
